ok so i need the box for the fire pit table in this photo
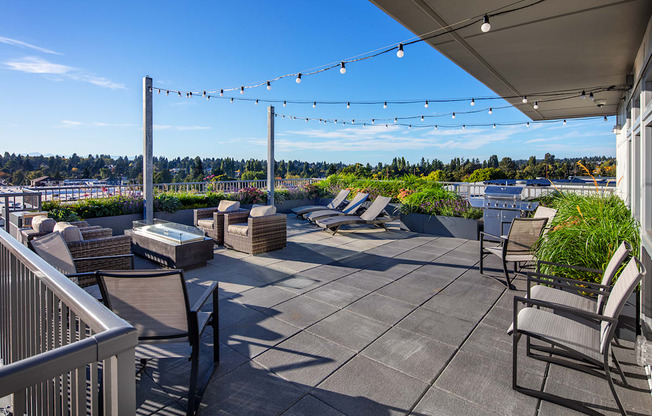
[125,219,214,268]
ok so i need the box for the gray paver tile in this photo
[280,394,345,416]
[411,386,502,416]
[422,277,503,322]
[307,310,390,352]
[254,331,355,387]
[304,281,369,308]
[234,285,297,312]
[396,308,476,348]
[336,270,394,292]
[271,295,339,329]
[376,279,443,306]
[220,315,301,359]
[218,299,268,329]
[199,362,306,416]
[347,293,415,325]
[362,327,456,383]
[314,355,428,416]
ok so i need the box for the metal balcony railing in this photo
[439,182,616,199]
[26,178,320,202]
[0,228,138,415]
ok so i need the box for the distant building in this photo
[30,176,59,187]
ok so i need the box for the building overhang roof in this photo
[369,0,652,120]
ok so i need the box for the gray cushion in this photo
[53,223,83,242]
[197,219,214,229]
[32,216,55,233]
[218,200,240,212]
[250,205,276,218]
[227,224,249,236]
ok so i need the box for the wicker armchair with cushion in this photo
[193,200,247,245]
[224,205,287,254]
[19,217,104,245]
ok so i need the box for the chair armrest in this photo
[526,272,611,290]
[249,213,287,227]
[190,281,219,313]
[81,228,113,239]
[68,235,132,258]
[73,253,134,273]
[526,272,610,297]
[513,296,618,325]
[480,231,506,242]
[535,260,602,275]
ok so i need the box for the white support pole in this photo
[267,106,275,206]
[143,76,154,224]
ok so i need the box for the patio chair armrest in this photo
[190,281,219,313]
[80,228,113,240]
[480,231,506,242]
[535,260,602,274]
[73,254,134,273]
[513,296,618,325]
[526,272,611,292]
[194,207,219,225]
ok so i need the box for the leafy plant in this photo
[535,191,639,284]
[399,189,482,219]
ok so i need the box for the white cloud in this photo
[60,120,82,127]
[58,120,135,128]
[0,36,61,55]
[4,56,125,89]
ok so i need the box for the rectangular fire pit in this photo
[125,219,214,268]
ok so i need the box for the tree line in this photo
[0,151,615,186]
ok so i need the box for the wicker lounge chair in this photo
[193,200,247,245]
[291,189,350,218]
[224,205,287,254]
[31,231,133,287]
[304,192,369,222]
[526,241,632,313]
[97,269,218,416]
[509,257,645,415]
[479,217,548,287]
[315,196,394,235]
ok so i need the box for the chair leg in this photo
[187,345,199,416]
[502,258,511,287]
[479,244,484,274]
[604,353,628,415]
[612,350,628,387]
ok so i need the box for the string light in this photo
[372,119,375,124]
[340,62,346,74]
[266,81,271,90]
[397,43,404,58]
[255,99,259,105]
[166,90,169,95]
[207,95,210,101]
[178,91,181,97]
[488,108,493,114]
[563,119,567,125]
[604,116,608,121]
[240,86,244,94]
[470,98,475,106]
[424,100,429,108]
[347,102,351,109]
[220,89,224,97]
[493,123,496,128]
[522,96,527,103]
[462,124,466,129]
[581,90,586,99]
[230,97,234,103]
[452,112,456,119]
[202,91,206,97]
[435,125,438,130]
[158,89,161,94]
[589,92,595,101]
[283,100,286,107]
[481,15,491,32]
[533,101,538,109]
[296,73,302,84]
[526,122,530,127]
[313,101,316,108]
[421,116,424,121]
[383,102,387,109]
[394,118,397,123]
[408,125,411,129]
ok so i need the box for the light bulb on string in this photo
[424,100,429,108]
[240,86,244,94]
[178,92,181,97]
[481,15,491,32]
[158,89,161,94]
[296,73,302,83]
[266,81,271,91]
[352,120,355,124]
[526,122,530,127]
[493,123,496,128]
[343,122,346,125]
[187,92,191,98]
[408,125,412,129]
[589,92,595,101]
[202,91,206,98]
[394,118,397,124]
[580,90,586,99]
[255,99,258,105]
[470,98,475,106]
[488,108,493,114]
[372,119,375,124]
[340,62,346,74]
[313,102,316,108]
[452,112,456,119]
[421,116,424,121]
[347,102,350,109]
[383,102,387,109]
[230,98,234,103]
[166,90,169,95]
[396,43,404,58]
[385,124,388,128]
[220,89,224,97]
[207,95,210,101]
[462,125,465,130]
[604,116,608,121]
[563,119,567,125]
[434,125,438,130]
[533,101,539,109]
[283,101,286,107]
[522,96,527,103]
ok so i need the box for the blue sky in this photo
[0,1,615,165]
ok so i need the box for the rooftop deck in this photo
[135,217,652,416]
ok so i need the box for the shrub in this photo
[399,189,482,219]
[535,192,639,284]
[464,167,507,182]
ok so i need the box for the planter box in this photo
[400,213,479,240]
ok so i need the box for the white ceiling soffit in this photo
[369,0,652,120]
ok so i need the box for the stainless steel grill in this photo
[477,186,538,237]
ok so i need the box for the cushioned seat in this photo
[227,224,249,237]
[197,219,214,229]
[529,285,597,312]
[193,200,245,245]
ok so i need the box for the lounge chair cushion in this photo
[218,200,240,212]
[250,205,276,218]
[227,224,249,237]
[197,219,214,229]
[53,223,83,242]
[32,215,56,233]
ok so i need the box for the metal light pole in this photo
[267,106,275,206]
[143,76,153,224]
